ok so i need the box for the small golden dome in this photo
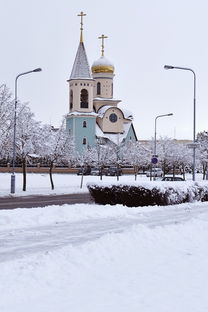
[91,56,114,74]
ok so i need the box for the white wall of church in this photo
[99,108,124,133]
[92,72,114,99]
[93,79,113,98]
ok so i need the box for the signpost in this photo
[187,143,200,149]
[151,155,158,181]
[151,156,158,165]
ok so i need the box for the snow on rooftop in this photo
[122,108,133,120]
[97,106,133,121]
[92,56,114,68]
[94,97,121,102]
[97,105,113,117]
[67,111,98,117]
[70,42,92,80]
[95,123,131,144]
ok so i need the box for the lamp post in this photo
[164,65,196,181]
[11,68,42,194]
[152,113,173,180]
[154,113,173,156]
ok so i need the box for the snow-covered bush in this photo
[88,181,208,207]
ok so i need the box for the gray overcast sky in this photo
[0,0,207,140]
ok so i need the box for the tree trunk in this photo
[80,173,84,189]
[49,162,54,190]
[116,164,119,181]
[22,158,27,191]
[202,163,207,180]
[99,166,103,181]
[182,164,185,180]
[134,165,138,181]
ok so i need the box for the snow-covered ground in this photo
[1,173,208,311]
[0,172,204,197]
[1,201,208,311]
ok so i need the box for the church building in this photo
[66,12,137,154]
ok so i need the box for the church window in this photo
[70,90,73,109]
[80,89,88,108]
[97,82,101,95]
[83,137,87,145]
[75,83,77,86]
[80,83,82,86]
[83,121,87,128]
[109,113,117,123]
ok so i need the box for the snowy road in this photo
[1,201,208,263]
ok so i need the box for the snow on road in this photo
[0,202,208,262]
[1,201,208,311]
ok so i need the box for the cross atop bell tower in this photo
[78,11,86,43]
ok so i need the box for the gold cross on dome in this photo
[78,11,86,43]
[98,34,108,56]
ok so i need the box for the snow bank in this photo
[0,203,145,230]
[1,204,208,312]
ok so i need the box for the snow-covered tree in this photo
[76,146,98,187]
[157,137,192,178]
[120,141,151,180]
[0,84,14,162]
[15,104,43,191]
[197,131,208,179]
[40,121,75,190]
[96,142,116,179]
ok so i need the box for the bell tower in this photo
[66,12,96,154]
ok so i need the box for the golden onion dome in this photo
[91,56,114,74]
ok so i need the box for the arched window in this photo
[97,82,101,95]
[83,121,87,128]
[80,89,88,108]
[83,137,87,145]
[70,90,73,109]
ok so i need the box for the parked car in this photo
[162,176,185,181]
[77,166,91,175]
[105,166,122,176]
[146,168,163,177]
[90,168,100,176]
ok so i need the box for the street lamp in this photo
[152,113,173,180]
[164,65,196,181]
[154,113,173,156]
[11,68,42,194]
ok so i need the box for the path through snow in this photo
[1,201,208,262]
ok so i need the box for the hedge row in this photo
[87,182,208,207]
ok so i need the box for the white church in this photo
[66,12,137,154]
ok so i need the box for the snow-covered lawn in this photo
[1,201,208,311]
[0,172,204,197]
[1,172,208,311]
